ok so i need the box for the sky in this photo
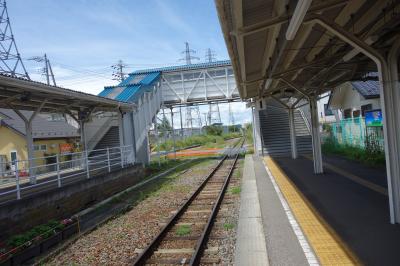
[7,0,252,126]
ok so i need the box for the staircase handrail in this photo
[298,107,311,134]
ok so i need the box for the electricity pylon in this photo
[0,0,30,79]
[205,48,216,63]
[180,42,199,65]
[208,103,221,125]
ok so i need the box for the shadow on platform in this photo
[272,155,400,266]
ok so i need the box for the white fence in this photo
[0,145,134,201]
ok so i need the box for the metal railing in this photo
[0,145,135,201]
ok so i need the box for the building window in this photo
[353,110,361,118]
[47,113,65,121]
[324,104,334,116]
[343,109,352,119]
[34,144,47,151]
[361,104,372,117]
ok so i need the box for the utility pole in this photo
[0,0,30,79]
[112,60,127,82]
[28,54,56,86]
[179,42,199,65]
[205,48,216,63]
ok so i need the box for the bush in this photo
[7,220,65,249]
[322,138,385,167]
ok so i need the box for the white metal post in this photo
[56,154,61,187]
[120,146,124,168]
[288,108,298,159]
[310,97,323,174]
[170,107,176,160]
[107,147,111,172]
[15,161,20,200]
[85,151,90,178]
[154,120,161,167]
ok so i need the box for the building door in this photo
[10,150,17,171]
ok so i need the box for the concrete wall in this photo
[0,165,147,239]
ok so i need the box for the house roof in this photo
[0,108,79,139]
[351,80,380,99]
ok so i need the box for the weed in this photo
[230,187,241,194]
[223,223,235,230]
[176,224,191,236]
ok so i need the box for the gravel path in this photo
[46,159,217,266]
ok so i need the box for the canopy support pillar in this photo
[288,108,298,159]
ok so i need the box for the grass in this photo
[230,186,241,194]
[223,223,235,230]
[175,224,191,236]
[153,132,242,152]
[322,138,386,167]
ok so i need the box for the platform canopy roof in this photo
[216,0,400,103]
[0,74,134,114]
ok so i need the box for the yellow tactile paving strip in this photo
[264,156,361,266]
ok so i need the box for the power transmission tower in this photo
[0,0,29,79]
[111,60,127,82]
[185,106,202,135]
[28,54,56,86]
[202,113,208,126]
[205,48,216,63]
[208,103,221,125]
[179,42,199,65]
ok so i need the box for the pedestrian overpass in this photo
[93,60,242,165]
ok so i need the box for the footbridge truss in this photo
[100,60,240,107]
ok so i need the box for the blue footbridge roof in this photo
[98,72,161,103]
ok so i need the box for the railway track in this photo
[133,139,244,265]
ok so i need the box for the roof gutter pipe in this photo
[264,0,312,93]
[286,0,312,40]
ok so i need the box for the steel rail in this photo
[132,138,244,265]
[190,138,244,265]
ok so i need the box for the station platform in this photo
[237,154,400,266]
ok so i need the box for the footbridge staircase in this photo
[259,106,312,156]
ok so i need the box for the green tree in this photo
[204,125,223,136]
[157,116,172,137]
